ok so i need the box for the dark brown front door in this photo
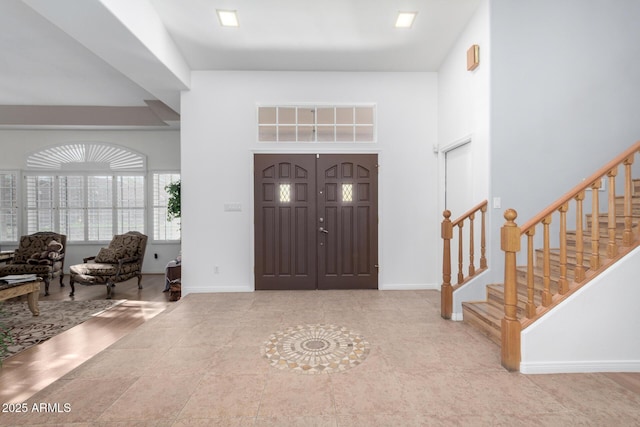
[317,154,378,289]
[255,154,378,290]
[254,154,317,290]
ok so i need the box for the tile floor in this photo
[1,289,640,426]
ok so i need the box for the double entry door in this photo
[254,154,378,290]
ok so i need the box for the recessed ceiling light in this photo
[395,11,417,29]
[217,9,239,27]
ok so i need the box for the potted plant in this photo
[165,180,181,224]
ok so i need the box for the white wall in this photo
[437,0,491,318]
[485,1,640,372]
[521,247,640,374]
[488,0,640,282]
[181,71,438,293]
[0,129,181,273]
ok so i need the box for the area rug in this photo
[0,299,124,360]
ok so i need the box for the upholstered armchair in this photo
[0,232,66,296]
[69,231,148,299]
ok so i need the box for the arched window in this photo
[26,142,146,171]
[24,143,147,242]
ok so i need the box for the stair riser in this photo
[614,199,640,215]
[462,306,501,346]
[585,214,640,232]
[535,251,590,270]
[486,288,530,317]
[516,269,560,292]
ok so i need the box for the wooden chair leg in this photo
[106,282,114,299]
[137,273,143,289]
[69,277,75,297]
[59,273,65,287]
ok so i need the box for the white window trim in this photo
[23,171,146,243]
[24,142,146,172]
[19,143,149,244]
[256,103,377,143]
[0,170,21,244]
[150,171,181,243]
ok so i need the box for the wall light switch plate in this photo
[493,197,501,209]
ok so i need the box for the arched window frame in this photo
[23,143,148,243]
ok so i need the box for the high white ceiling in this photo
[0,0,481,128]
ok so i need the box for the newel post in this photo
[441,210,453,319]
[501,209,521,371]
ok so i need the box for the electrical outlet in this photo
[214,266,220,274]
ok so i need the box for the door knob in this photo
[319,227,329,234]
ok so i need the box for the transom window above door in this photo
[257,105,376,143]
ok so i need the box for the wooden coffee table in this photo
[0,279,41,316]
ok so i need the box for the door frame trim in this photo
[436,135,473,295]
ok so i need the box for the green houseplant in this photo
[165,180,181,223]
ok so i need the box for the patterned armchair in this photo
[0,232,66,296]
[69,231,147,299]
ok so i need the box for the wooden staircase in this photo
[463,186,640,345]
[453,141,640,371]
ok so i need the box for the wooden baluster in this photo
[457,223,464,284]
[558,203,569,295]
[501,209,521,372]
[542,215,552,306]
[441,210,453,319]
[574,191,586,282]
[468,213,476,276]
[607,168,618,258]
[480,205,487,269]
[590,180,601,270]
[623,157,634,246]
[526,228,536,318]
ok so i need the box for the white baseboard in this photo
[183,283,440,294]
[520,360,640,374]
[450,312,464,321]
[182,285,254,295]
[378,283,439,291]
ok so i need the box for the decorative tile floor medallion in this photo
[262,324,370,374]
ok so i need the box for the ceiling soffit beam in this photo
[0,104,176,127]
[21,0,190,113]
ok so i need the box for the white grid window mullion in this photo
[314,107,318,142]
[0,172,18,242]
[112,176,118,236]
[152,172,180,241]
[83,176,89,241]
[116,175,145,235]
[258,104,375,143]
[58,175,86,242]
[335,107,338,142]
[53,176,59,236]
[25,175,55,234]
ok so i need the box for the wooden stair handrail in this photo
[519,140,640,234]
[500,140,640,371]
[452,200,489,227]
[441,200,488,319]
